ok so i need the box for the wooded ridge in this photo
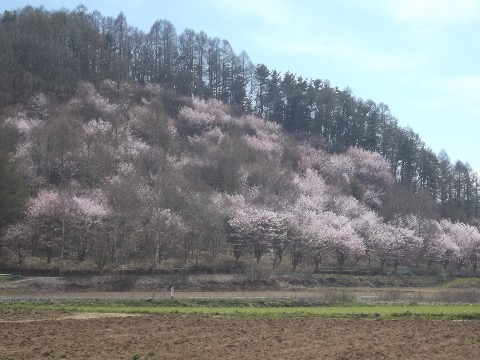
[0,6,479,275]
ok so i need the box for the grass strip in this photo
[2,300,480,320]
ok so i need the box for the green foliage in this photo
[396,268,416,276]
[0,127,27,233]
[0,274,22,281]
[3,299,480,320]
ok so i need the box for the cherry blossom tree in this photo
[28,189,77,266]
[142,207,187,274]
[347,146,393,188]
[293,169,329,213]
[304,212,330,273]
[72,81,117,120]
[226,206,287,266]
[260,211,288,268]
[327,195,366,219]
[293,143,328,174]
[287,226,310,271]
[286,197,325,271]
[434,233,458,270]
[292,209,365,272]
[71,193,108,262]
[441,220,480,273]
[321,153,355,184]
[187,127,224,154]
[28,188,109,269]
[346,147,394,208]
[320,212,365,269]
[181,97,233,130]
[351,210,383,263]
[178,101,215,136]
[3,111,41,148]
[370,222,422,271]
[241,114,284,161]
[4,112,44,187]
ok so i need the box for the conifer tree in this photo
[0,126,27,236]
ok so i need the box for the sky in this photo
[3,0,480,171]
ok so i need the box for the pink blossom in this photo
[371,222,422,269]
[227,206,287,263]
[179,106,215,130]
[83,119,112,137]
[441,219,480,270]
[243,133,282,155]
[322,153,355,183]
[328,195,366,219]
[347,146,394,187]
[191,97,233,126]
[295,143,328,173]
[187,127,224,150]
[75,81,117,115]
[242,114,282,134]
[293,169,329,212]
[4,115,40,136]
[73,195,108,218]
[28,189,62,217]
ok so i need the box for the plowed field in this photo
[1,309,480,359]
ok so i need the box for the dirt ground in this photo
[1,309,480,359]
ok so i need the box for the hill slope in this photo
[1,81,479,276]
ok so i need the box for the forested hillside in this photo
[1,6,479,275]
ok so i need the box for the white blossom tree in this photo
[226,206,287,267]
[370,222,422,271]
[28,189,76,266]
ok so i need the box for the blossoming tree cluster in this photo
[2,82,480,274]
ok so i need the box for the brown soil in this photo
[1,309,480,359]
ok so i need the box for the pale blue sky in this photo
[3,0,480,171]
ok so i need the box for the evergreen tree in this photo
[254,63,270,118]
[0,126,27,236]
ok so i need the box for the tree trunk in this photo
[152,237,160,276]
[291,250,302,271]
[314,256,321,274]
[60,217,65,276]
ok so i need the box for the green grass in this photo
[2,299,480,320]
[0,274,22,282]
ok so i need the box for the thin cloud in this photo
[449,76,480,115]
[205,0,296,25]
[380,0,480,24]
[405,75,480,117]
[255,34,425,74]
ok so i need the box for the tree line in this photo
[1,5,477,224]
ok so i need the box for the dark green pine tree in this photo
[0,126,27,237]
[254,63,270,118]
